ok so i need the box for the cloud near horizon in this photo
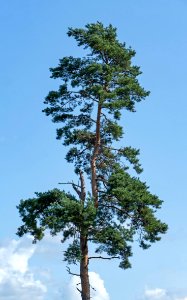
[1,237,186,300]
[64,272,110,300]
[0,236,110,300]
[0,238,47,299]
[144,288,187,300]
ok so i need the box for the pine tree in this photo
[17,22,168,300]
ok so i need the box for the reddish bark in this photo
[80,234,90,300]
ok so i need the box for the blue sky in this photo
[1,0,187,299]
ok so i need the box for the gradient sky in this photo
[1,1,187,299]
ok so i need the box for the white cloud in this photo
[144,288,187,300]
[64,271,110,300]
[0,238,47,300]
[145,288,167,299]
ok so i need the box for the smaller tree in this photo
[17,23,167,300]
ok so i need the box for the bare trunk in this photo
[80,171,86,202]
[80,234,90,300]
[91,103,102,208]
[74,171,90,300]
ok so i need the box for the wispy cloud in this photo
[144,288,187,300]
[144,288,168,299]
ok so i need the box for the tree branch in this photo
[88,255,119,260]
[58,181,82,198]
[78,146,90,156]
[76,287,82,294]
[58,182,81,188]
[101,111,110,122]
[66,266,80,277]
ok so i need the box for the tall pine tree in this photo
[17,23,167,300]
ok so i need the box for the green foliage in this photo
[17,167,167,268]
[43,22,149,176]
[17,189,82,242]
[105,167,168,247]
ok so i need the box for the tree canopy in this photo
[17,22,168,300]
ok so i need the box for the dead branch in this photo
[66,266,80,277]
[80,171,86,202]
[58,181,82,198]
[88,255,119,260]
[58,182,81,188]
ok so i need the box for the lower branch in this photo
[66,266,80,277]
[88,255,120,260]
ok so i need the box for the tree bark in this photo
[80,234,90,300]
[77,171,90,300]
[91,102,102,208]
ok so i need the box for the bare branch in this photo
[88,255,120,260]
[101,111,110,122]
[78,146,90,156]
[66,266,80,277]
[80,171,86,202]
[58,182,81,188]
[76,287,82,294]
[60,98,74,108]
[58,181,82,198]
[72,184,82,198]
[99,201,133,220]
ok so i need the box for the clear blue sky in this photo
[1,1,187,299]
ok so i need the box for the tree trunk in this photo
[91,102,102,208]
[80,234,90,300]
